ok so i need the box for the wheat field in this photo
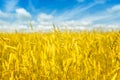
[0,29,120,80]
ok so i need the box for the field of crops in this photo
[0,29,120,80]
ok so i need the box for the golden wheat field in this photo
[0,29,120,80]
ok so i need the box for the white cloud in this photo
[60,20,92,26]
[0,8,32,32]
[80,14,112,24]
[0,10,54,32]
[92,24,120,31]
[37,13,53,21]
[107,4,120,13]
[0,21,28,32]
[16,8,31,20]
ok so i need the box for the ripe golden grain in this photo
[0,29,120,80]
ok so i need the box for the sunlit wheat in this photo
[0,29,120,80]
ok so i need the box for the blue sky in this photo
[0,0,120,32]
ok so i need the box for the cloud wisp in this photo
[4,0,19,12]
[55,0,106,22]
